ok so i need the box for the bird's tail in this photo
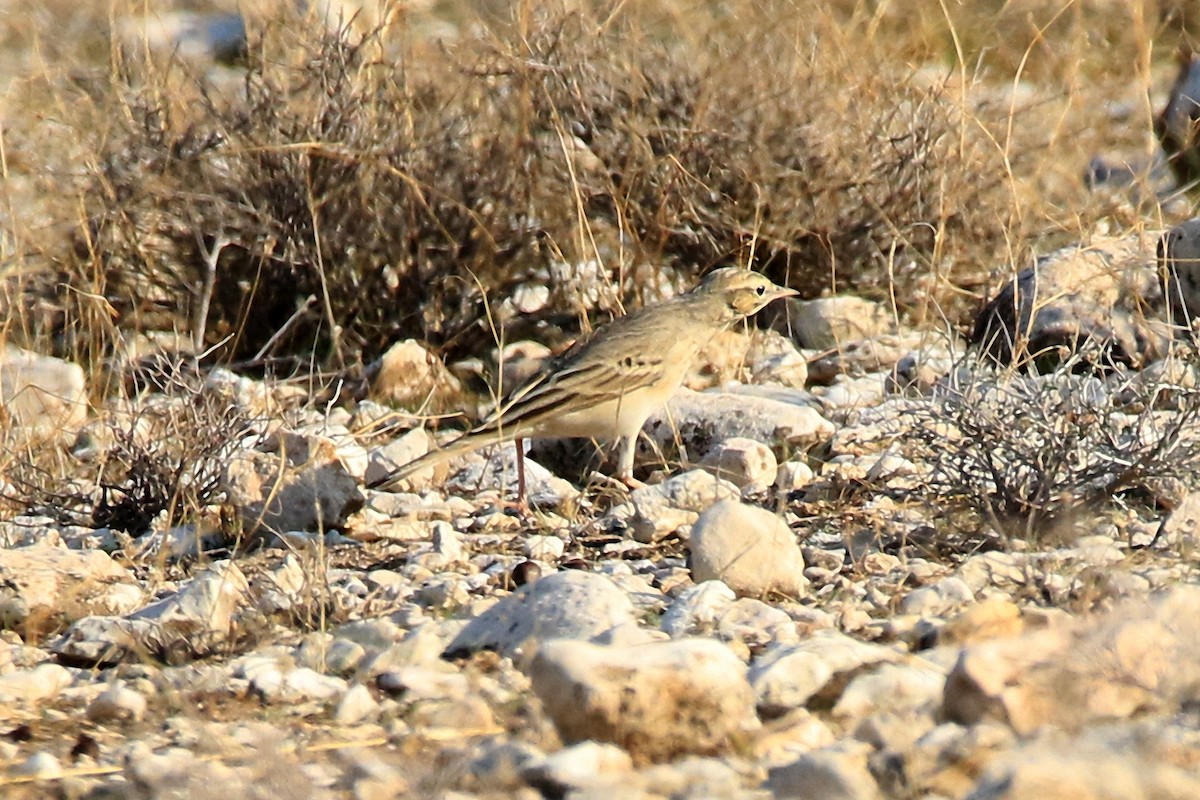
[366,431,495,490]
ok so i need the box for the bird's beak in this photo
[773,285,799,300]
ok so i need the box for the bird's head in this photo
[695,268,799,322]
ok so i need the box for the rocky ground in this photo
[6,2,1200,798]
[3,248,1200,799]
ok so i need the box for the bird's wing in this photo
[473,350,666,437]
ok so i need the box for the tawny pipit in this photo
[368,268,797,492]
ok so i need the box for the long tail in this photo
[367,431,495,490]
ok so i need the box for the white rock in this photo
[0,663,73,704]
[690,500,808,598]
[956,551,1032,593]
[253,554,308,615]
[645,387,834,465]
[431,522,466,563]
[0,544,144,633]
[529,637,759,762]
[13,750,62,779]
[832,662,946,722]
[368,339,462,411]
[224,432,362,539]
[444,571,638,659]
[129,523,212,562]
[747,330,810,388]
[53,560,250,665]
[252,665,347,703]
[750,631,901,716]
[413,574,470,609]
[767,742,881,799]
[900,577,976,617]
[465,740,545,790]
[523,535,565,562]
[1158,490,1200,550]
[323,639,368,676]
[660,581,737,638]
[717,598,800,652]
[87,681,148,723]
[377,665,469,702]
[0,346,87,438]
[447,444,578,509]
[788,296,892,350]
[334,618,405,650]
[335,683,379,725]
[698,437,778,492]
[640,756,746,798]
[816,373,889,411]
[606,469,741,544]
[364,427,434,489]
[520,741,634,797]
[776,460,815,491]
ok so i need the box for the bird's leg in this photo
[514,437,531,514]
[615,435,648,490]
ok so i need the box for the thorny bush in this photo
[45,6,1012,375]
[903,347,1200,545]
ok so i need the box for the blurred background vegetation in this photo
[1,0,1197,384]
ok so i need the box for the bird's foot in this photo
[619,474,648,491]
[588,471,646,495]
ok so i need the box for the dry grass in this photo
[3,0,1194,379]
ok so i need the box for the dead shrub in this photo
[903,348,1200,545]
[36,4,1017,372]
[3,358,256,537]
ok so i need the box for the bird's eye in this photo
[755,285,766,296]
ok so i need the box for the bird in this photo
[367,268,798,497]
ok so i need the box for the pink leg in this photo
[515,437,528,508]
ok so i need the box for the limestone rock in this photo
[443,571,638,659]
[364,427,436,490]
[901,577,975,617]
[520,741,634,798]
[53,560,251,666]
[750,631,901,717]
[690,500,807,598]
[943,587,1200,735]
[529,637,758,762]
[767,742,881,800]
[970,232,1171,369]
[447,444,578,509]
[0,544,144,637]
[0,662,74,705]
[698,437,778,492]
[643,387,833,468]
[604,469,740,543]
[808,330,954,385]
[660,581,737,638]
[788,296,893,350]
[0,346,88,439]
[224,430,363,538]
[1156,488,1200,550]
[367,339,462,413]
[87,682,149,723]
